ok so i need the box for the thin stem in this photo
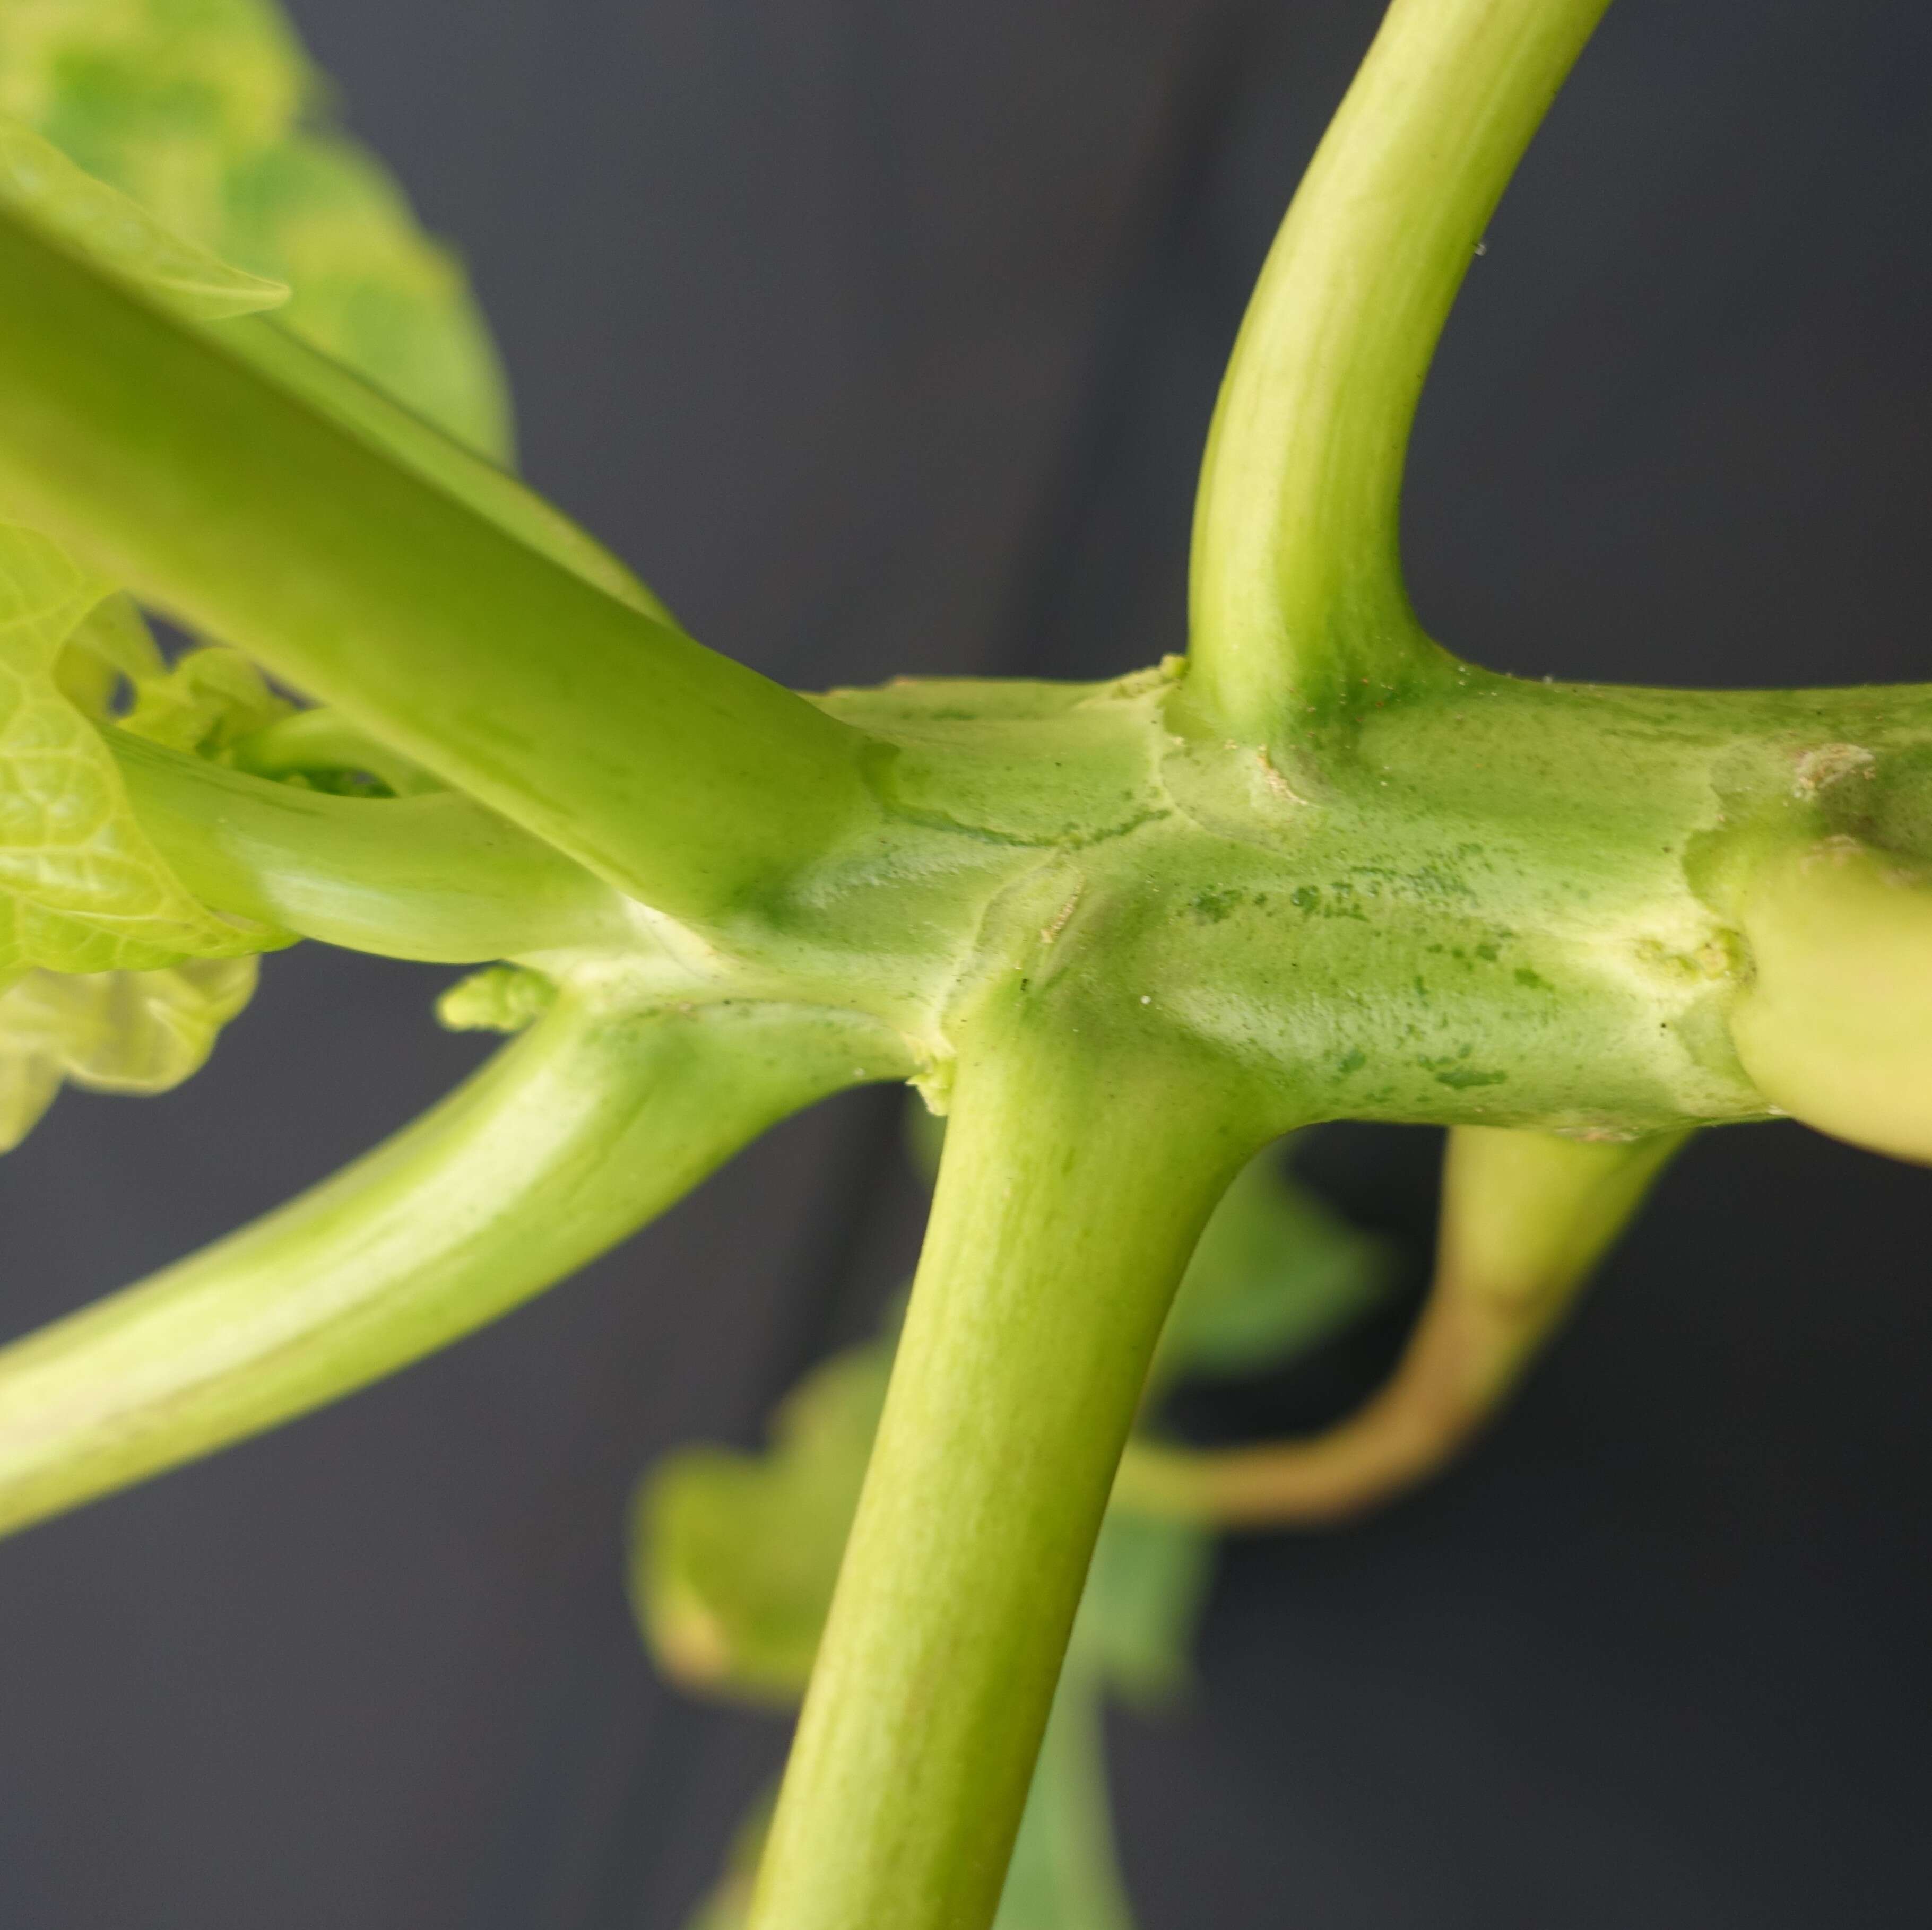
[1188,0,1610,734]
[750,1010,1258,1930]
[1118,1124,1684,1525]
[0,993,889,1540]
[112,731,631,962]
[0,210,881,926]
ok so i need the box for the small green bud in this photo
[435,964,556,1034]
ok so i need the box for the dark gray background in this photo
[1,1,1929,1924]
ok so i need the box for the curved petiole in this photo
[223,708,448,798]
[111,731,633,963]
[1117,1124,1684,1526]
[1188,0,1610,735]
[0,992,894,1541]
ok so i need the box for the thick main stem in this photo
[750,1014,1257,1930]
[0,210,879,927]
[1188,0,1610,733]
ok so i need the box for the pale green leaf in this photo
[0,523,283,975]
[0,955,257,1150]
[635,1341,893,1706]
[0,0,510,455]
[222,136,509,459]
[0,112,286,318]
[117,643,293,756]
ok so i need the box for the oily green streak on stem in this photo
[749,1009,1261,1930]
[111,731,633,963]
[1186,0,1612,734]
[0,994,888,1542]
[0,209,879,927]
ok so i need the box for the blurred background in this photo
[1,0,1929,1923]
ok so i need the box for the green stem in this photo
[1187,0,1610,734]
[0,209,881,925]
[0,993,884,1540]
[111,731,630,962]
[749,1012,1256,1930]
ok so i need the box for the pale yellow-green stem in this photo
[1117,1124,1684,1526]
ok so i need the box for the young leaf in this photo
[636,1340,894,1706]
[117,644,294,757]
[0,523,283,975]
[220,134,509,459]
[0,114,287,319]
[0,956,257,1151]
[0,0,508,454]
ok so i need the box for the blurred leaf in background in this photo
[0,0,509,456]
[0,954,258,1151]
